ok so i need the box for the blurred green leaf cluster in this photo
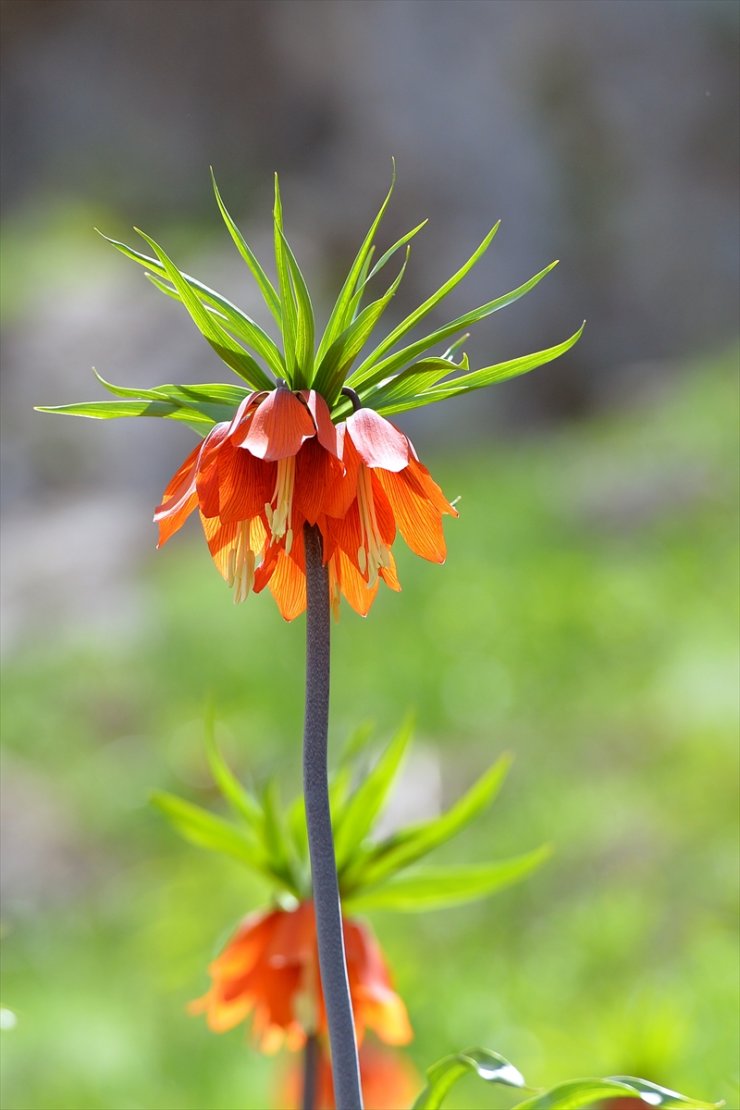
[154,715,548,913]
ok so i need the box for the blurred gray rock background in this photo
[1,0,738,648]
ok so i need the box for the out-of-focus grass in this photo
[1,353,737,1110]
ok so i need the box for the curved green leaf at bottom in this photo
[413,1048,526,1110]
[512,1076,721,1109]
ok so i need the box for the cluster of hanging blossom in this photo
[189,901,415,1110]
[156,384,457,619]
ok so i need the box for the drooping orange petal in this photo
[264,900,316,966]
[224,390,263,443]
[268,550,307,620]
[242,388,317,461]
[375,469,447,563]
[379,549,401,592]
[203,989,256,1033]
[157,439,202,510]
[156,489,199,546]
[332,548,379,616]
[327,501,364,571]
[208,911,278,976]
[347,409,409,472]
[303,389,341,458]
[405,456,458,517]
[217,444,275,524]
[154,435,210,545]
[199,513,239,581]
[356,986,414,1045]
[369,470,397,546]
[195,455,221,518]
[294,440,346,524]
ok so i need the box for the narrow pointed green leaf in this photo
[513,1077,720,1110]
[441,333,470,361]
[312,250,408,401]
[349,258,557,392]
[365,354,468,409]
[344,849,550,912]
[286,792,308,863]
[413,1048,526,1110]
[417,323,586,400]
[606,1078,721,1110]
[35,399,215,434]
[343,754,512,891]
[345,218,427,323]
[210,168,282,324]
[92,368,171,402]
[134,228,275,391]
[98,231,280,384]
[144,272,283,381]
[273,175,299,385]
[151,791,275,878]
[367,324,585,418]
[149,382,251,409]
[316,161,397,363]
[348,222,500,386]
[203,709,263,831]
[260,779,300,894]
[276,225,315,386]
[349,245,376,321]
[91,375,250,425]
[338,721,376,769]
[334,716,414,872]
[366,219,428,283]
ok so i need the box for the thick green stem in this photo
[302,523,363,1109]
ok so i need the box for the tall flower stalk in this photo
[303,523,362,1107]
[38,166,582,1102]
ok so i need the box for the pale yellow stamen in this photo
[228,521,257,605]
[356,465,392,587]
[266,457,296,547]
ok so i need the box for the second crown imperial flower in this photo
[155,383,457,619]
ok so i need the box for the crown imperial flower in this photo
[38,168,582,618]
[189,902,412,1053]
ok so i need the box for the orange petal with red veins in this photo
[406,457,458,517]
[379,550,401,592]
[303,390,341,458]
[195,456,221,518]
[199,514,240,580]
[322,432,359,518]
[156,489,198,546]
[225,391,263,443]
[157,439,202,510]
[328,501,364,568]
[242,389,316,461]
[217,445,275,524]
[332,549,379,616]
[294,440,345,524]
[268,551,307,620]
[369,471,397,546]
[347,409,409,472]
[376,470,447,563]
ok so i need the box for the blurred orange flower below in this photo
[188,901,412,1054]
[279,1040,419,1110]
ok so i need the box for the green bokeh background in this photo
[2,352,737,1109]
